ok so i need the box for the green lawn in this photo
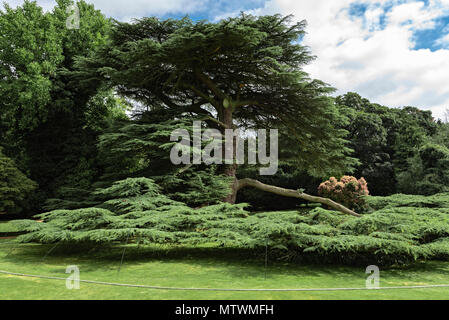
[1,239,449,300]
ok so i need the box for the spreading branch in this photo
[194,68,228,101]
[237,178,361,217]
[200,116,229,129]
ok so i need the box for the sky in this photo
[3,0,449,119]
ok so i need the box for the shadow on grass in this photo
[0,241,366,281]
[2,240,448,286]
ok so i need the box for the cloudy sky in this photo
[4,0,449,119]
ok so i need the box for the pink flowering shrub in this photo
[318,176,369,212]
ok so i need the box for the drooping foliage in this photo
[13,178,449,266]
[40,106,234,211]
[14,177,246,243]
[95,110,233,207]
[366,192,449,211]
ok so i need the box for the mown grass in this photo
[1,239,449,300]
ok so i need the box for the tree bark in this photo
[221,104,240,203]
[223,166,239,203]
[236,178,361,217]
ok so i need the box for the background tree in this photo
[0,0,63,151]
[397,143,449,195]
[336,93,394,195]
[0,0,126,213]
[0,148,37,215]
[336,93,439,196]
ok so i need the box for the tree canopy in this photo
[75,13,357,203]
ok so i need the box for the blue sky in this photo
[3,0,449,118]
[347,1,449,51]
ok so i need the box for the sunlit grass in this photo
[1,240,449,300]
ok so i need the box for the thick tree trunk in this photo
[221,105,240,203]
[223,165,239,203]
[236,178,361,217]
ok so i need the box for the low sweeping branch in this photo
[237,178,361,217]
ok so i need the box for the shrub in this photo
[318,176,369,211]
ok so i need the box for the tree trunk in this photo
[223,165,239,203]
[236,178,361,217]
[221,105,239,203]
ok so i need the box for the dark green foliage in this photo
[432,122,449,149]
[366,193,449,211]
[0,0,121,213]
[396,144,449,195]
[0,148,37,214]
[14,182,449,266]
[154,168,233,207]
[96,112,232,207]
[336,92,439,196]
[41,109,232,210]
[96,116,195,181]
[336,93,395,195]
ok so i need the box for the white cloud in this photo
[386,1,441,29]
[2,0,207,17]
[244,0,449,119]
[86,0,207,20]
[435,33,449,47]
[365,6,384,30]
[2,0,55,11]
